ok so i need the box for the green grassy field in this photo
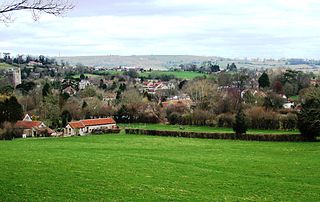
[0,63,14,70]
[120,123,300,135]
[139,71,206,80]
[72,73,104,79]
[1,134,319,201]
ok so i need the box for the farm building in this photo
[64,118,117,136]
[14,114,55,138]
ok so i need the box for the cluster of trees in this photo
[0,96,23,140]
[179,62,237,73]
[1,54,56,66]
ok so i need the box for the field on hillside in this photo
[0,133,319,201]
[71,73,104,79]
[120,123,300,135]
[0,63,14,70]
[139,71,206,80]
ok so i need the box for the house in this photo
[64,118,117,136]
[103,93,117,105]
[79,80,91,90]
[142,80,175,95]
[14,114,55,138]
[62,86,77,96]
[283,102,295,109]
[310,77,320,86]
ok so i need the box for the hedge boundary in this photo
[125,128,305,142]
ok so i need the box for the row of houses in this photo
[140,80,175,95]
[14,114,118,138]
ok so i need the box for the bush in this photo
[167,112,182,125]
[297,87,320,140]
[246,107,280,130]
[280,113,297,130]
[217,113,234,128]
[233,106,247,135]
[0,122,22,140]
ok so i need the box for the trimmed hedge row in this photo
[125,128,305,142]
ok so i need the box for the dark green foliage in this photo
[178,80,187,90]
[82,101,88,109]
[119,83,126,92]
[233,106,247,135]
[115,105,137,123]
[99,79,104,89]
[61,110,72,127]
[0,96,23,125]
[258,72,270,88]
[51,81,61,90]
[125,69,139,78]
[227,63,237,71]
[80,74,85,80]
[167,112,182,125]
[298,88,320,140]
[42,83,51,97]
[110,81,117,90]
[16,81,36,94]
[0,85,14,95]
[210,65,220,73]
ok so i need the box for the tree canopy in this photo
[258,72,270,88]
[298,87,320,140]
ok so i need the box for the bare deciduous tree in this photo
[0,0,74,22]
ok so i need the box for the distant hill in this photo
[56,55,224,69]
[55,55,320,72]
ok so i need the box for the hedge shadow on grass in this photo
[125,128,312,142]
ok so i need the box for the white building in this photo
[64,118,117,136]
[79,80,91,90]
[283,102,295,109]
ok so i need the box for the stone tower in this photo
[8,68,22,87]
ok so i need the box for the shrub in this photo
[298,87,320,140]
[280,113,297,130]
[217,113,234,128]
[233,106,247,135]
[167,112,182,125]
[246,107,280,130]
[0,122,22,140]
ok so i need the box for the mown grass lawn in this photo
[120,123,300,135]
[0,133,319,201]
[139,71,206,80]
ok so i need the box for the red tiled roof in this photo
[68,118,116,129]
[15,121,42,129]
[68,121,85,129]
[81,118,116,126]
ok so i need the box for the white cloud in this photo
[1,0,320,58]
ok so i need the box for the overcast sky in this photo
[1,0,320,58]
